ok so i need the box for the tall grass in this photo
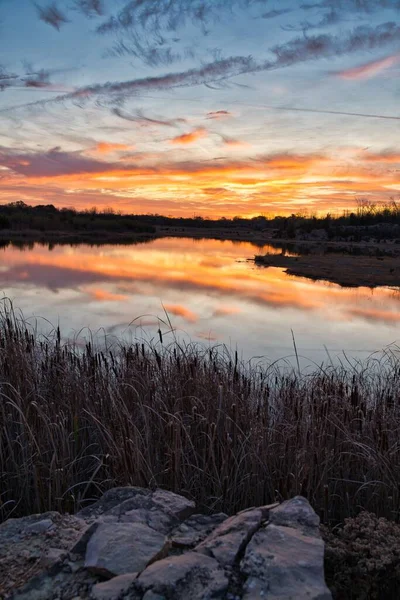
[1,298,400,525]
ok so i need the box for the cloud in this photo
[0,146,126,177]
[346,307,400,325]
[206,110,233,120]
[35,2,69,30]
[170,128,207,145]
[90,288,127,302]
[196,331,218,342]
[302,0,400,13]
[212,306,241,317]
[334,53,400,80]
[7,19,400,117]
[94,142,132,155]
[221,136,249,149]
[163,303,198,323]
[270,22,400,67]
[112,107,186,128]
[1,147,399,218]
[73,0,104,18]
[38,56,258,107]
[262,8,293,19]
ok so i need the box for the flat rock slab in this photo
[136,551,228,599]
[85,522,168,577]
[170,513,228,548]
[241,523,332,599]
[195,508,262,566]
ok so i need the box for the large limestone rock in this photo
[241,497,332,599]
[84,522,168,577]
[136,551,229,599]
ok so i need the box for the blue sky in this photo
[0,0,399,216]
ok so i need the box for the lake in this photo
[0,237,399,366]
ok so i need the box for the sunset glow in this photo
[0,1,399,216]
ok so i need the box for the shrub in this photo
[322,512,400,599]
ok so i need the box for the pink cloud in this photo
[335,53,400,80]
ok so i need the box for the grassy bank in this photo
[254,251,400,287]
[1,300,400,525]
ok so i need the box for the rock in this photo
[0,512,87,598]
[113,506,175,535]
[71,522,100,556]
[136,552,228,599]
[269,496,320,531]
[258,502,280,520]
[151,489,195,521]
[41,547,67,567]
[195,508,262,566]
[241,523,332,599]
[170,513,228,548]
[78,487,195,535]
[84,522,168,577]
[77,487,150,520]
[2,491,333,600]
[91,573,138,600]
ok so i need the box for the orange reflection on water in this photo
[0,237,399,359]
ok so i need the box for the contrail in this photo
[264,105,400,121]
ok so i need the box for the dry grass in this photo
[1,298,400,524]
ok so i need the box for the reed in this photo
[1,298,400,524]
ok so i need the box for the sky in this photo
[0,0,399,217]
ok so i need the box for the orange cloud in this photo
[94,142,132,155]
[1,147,400,217]
[170,128,207,145]
[163,303,198,323]
[336,53,400,80]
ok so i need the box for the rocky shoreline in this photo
[0,488,331,600]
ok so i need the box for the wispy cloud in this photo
[73,0,104,18]
[35,2,69,30]
[206,110,233,120]
[270,23,400,67]
[221,136,249,148]
[334,53,400,80]
[262,8,293,19]
[112,107,186,127]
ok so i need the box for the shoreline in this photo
[254,252,400,288]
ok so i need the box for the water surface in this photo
[1,237,399,365]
